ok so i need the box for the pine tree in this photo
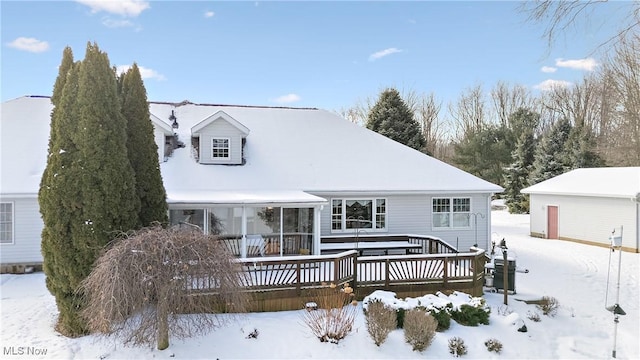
[529,118,573,185]
[39,42,140,336]
[39,49,89,335]
[563,124,605,168]
[453,124,512,187]
[120,63,168,227]
[366,88,425,151]
[503,130,536,213]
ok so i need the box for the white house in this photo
[521,167,640,253]
[1,95,503,269]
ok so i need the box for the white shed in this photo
[521,167,640,253]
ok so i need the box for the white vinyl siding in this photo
[529,194,638,250]
[0,198,44,264]
[197,120,243,165]
[1,202,14,244]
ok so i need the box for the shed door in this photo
[547,206,558,239]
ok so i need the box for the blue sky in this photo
[0,1,630,113]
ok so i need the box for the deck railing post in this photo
[443,257,448,287]
[296,262,301,295]
[384,258,390,289]
[352,251,358,293]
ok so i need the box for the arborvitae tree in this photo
[40,42,140,336]
[40,49,88,335]
[119,63,168,227]
[529,118,573,185]
[452,124,512,187]
[366,88,425,151]
[563,124,605,168]
[503,130,536,213]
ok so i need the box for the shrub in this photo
[496,304,513,316]
[301,283,358,344]
[245,328,259,339]
[536,296,559,317]
[448,337,468,357]
[451,304,490,326]
[365,299,397,346]
[430,308,451,331]
[527,311,541,322]
[484,338,503,353]
[403,309,438,352]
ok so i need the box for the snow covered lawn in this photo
[1,209,638,359]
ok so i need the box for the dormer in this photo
[191,111,249,165]
[150,113,175,163]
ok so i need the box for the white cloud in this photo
[555,57,598,71]
[541,66,557,73]
[102,17,134,28]
[534,79,573,91]
[204,11,215,18]
[273,94,301,104]
[369,47,402,61]
[116,65,166,81]
[75,0,150,17]
[6,37,49,53]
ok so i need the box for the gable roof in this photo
[521,167,640,200]
[1,96,503,200]
[190,110,250,136]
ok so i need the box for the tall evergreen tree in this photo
[563,124,605,168]
[452,124,512,187]
[529,118,573,185]
[39,42,140,336]
[40,49,88,335]
[366,88,425,151]
[503,129,536,213]
[119,63,168,227]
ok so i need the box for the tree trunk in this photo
[157,299,169,350]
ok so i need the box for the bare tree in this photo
[490,81,535,127]
[601,33,640,165]
[448,84,488,140]
[80,225,250,350]
[541,75,602,130]
[519,0,640,52]
[415,93,448,158]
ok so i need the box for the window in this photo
[211,138,230,158]
[0,202,13,244]
[432,197,471,229]
[331,198,386,232]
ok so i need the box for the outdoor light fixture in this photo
[170,110,179,129]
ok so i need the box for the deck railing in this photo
[188,236,486,311]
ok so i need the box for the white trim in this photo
[431,196,473,230]
[211,137,231,159]
[0,202,15,245]
[191,110,250,136]
[330,197,388,234]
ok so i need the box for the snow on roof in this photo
[521,167,640,199]
[1,96,503,200]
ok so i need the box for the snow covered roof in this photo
[1,96,503,201]
[521,167,640,200]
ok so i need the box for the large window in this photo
[0,202,14,244]
[211,138,230,158]
[331,198,386,232]
[432,197,471,229]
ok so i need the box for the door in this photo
[547,206,558,239]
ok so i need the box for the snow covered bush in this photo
[451,303,490,326]
[527,310,541,322]
[537,296,559,317]
[403,309,438,352]
[484,338,503,353]
[364,299,397,346]
[430,304,453,331]
[448,337,468,357]
[302,283,358,344]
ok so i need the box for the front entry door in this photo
[547,206,558,239]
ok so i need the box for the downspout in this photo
[241,205,247,258]
[486,194,492,252]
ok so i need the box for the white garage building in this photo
[521,167,640,253]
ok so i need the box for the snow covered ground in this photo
[1,209,638,359]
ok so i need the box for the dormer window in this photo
[212,138,230,158]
